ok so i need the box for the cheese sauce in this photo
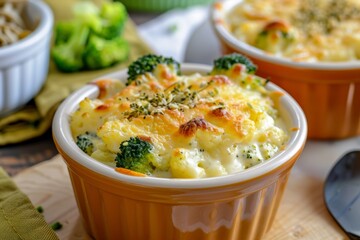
[70,64,289,178]
[227,0,360,62]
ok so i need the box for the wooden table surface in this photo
[0,130,58,176]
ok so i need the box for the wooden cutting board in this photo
[13,154,348,240]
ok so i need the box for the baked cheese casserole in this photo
[70,54,289,178]
[227,0,360,62]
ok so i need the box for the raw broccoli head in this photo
[210,53,257,75]
[52,1,128,72]
[52,23,90,72]
[54,21,76,45]
[115,137,155,174]
[83,34,129,70]
[127,54,181,85]
[95,2,128,39]
[72,1,127,39]
[76,132,98,155]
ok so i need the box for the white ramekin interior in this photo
[53,64,307,189]
[211,0,360,70]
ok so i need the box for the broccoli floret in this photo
[83,34,129,70]
[76,132,98,155]
[52,1,128,72]
[54,21,76,45]
[127,54,181,85]
[254,21,294,53]
[52,23,90,72]
[210,53,257,75]
[73,1,127,39]
[94,2,127,39]
[73,1,100,17]
[211,54,268,90]
[72,2,102,34]
[255,31,294,53]
[115,137,155,174]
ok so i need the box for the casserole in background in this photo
[212,0,360,139]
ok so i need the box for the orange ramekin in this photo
[52,64,307,240]
[211,0,360,140]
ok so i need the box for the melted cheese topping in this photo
[227,0,360,62]
[70,64,289,178]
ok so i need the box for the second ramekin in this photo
[211,0,360,140]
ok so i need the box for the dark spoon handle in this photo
[348,232,360,240]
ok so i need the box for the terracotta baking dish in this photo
[52,64,307,240]
[211,0,360,139]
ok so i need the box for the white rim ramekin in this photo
[53,64,307,189]
[0,0,53,61]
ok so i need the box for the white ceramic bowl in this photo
[0,0,53,117]
[53,64,307,240]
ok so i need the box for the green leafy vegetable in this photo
[127,54,181,85]
[51,221,63,231]
[52,1,128,72]
[83,34,129,70]
[115,137,155,174]
[52,23,90,72]
[36,206,44,213]
[76,132,98,155]
[210,53,257,75]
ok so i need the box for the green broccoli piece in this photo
[94,2,128,39]
[72,1,100,17]
[51,23,90,72]
[254,21,294,54]
[51,221,63,231]
[73,1,127,39]
[52,1,128,72]
[210,53,257,75]
[115,137,155,174]
[211,54,269,90]
[127,54,181,85]
[36,206,44,213]
[255,31,294,54]
[54,21,76,45]
[72,1,101,29]
[76,132,98,155]
[83,34,129,70]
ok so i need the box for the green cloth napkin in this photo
[0,0,153,145]
[0,168,59,240]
